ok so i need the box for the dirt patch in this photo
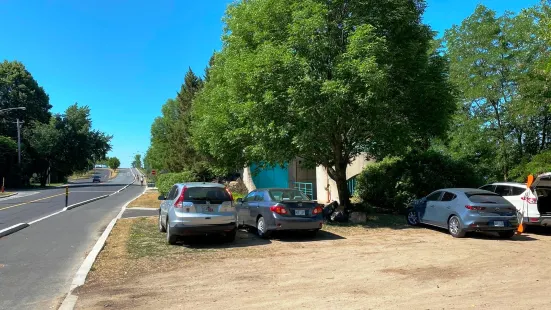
[76,218,551,309]
[128,191,159,209]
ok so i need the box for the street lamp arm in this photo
[0,107,26,114]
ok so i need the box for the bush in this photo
[232,192,246,201]
[356,150,483,213]
[156,171,197,195]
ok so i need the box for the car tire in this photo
[158,213,166,233]
[166,218,178,245]
[223,229,237,243]
[406,209,420,226]
[498,230,516,239]
[256,216,271,239]
[448,215,466,238]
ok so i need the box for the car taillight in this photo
[270,205,288,215]
[313,206,323,215]
[465,205,486,211]
[225,187,234,201]
[174,186,187,209]
[521,196,537,204]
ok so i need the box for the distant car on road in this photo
[92,175,101,183]
[235,188,323,238]
[406,188,518,238]
[158,182,236,244]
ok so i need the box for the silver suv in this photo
[158,182,237,244]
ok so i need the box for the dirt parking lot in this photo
[75,216,551,310]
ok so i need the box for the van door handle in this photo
[447,206,451,209]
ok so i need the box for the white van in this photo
[481,174,551,227]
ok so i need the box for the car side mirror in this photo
[158,195,165,201]
[236,198,243,203]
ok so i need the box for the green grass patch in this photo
[126,217,217,259]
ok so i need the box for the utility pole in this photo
[16,119,24,164]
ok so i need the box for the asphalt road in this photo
[1,168,119,231]
[0,168,144,310]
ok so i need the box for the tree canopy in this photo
[443,2,551,181]
[191,0,455,206]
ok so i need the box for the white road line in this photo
[125,207,159,211]
[59,183,145,310]
[28,210,65,225]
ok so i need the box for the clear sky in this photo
[0,0,541,168]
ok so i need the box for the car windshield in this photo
[184,187,231,202]
[268,189,310,201]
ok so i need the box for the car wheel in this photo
[223,229,237,243]
[448,216,466,238]
[498,230,516,239]
[158,213,166,233]
[406,209,420,226]
[166,218,178,245]
[256,216,271,239]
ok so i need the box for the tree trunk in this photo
[326,161,350,209]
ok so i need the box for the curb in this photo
[0,192,18,199]
[64,195,110,211]
[59,181,145,310]
[0,223,29,238]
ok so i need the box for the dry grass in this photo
[69,170,94,180]
[109,169,118,179]
[0,192,15,198]
[127,191,160,208]
[76,215,551,309]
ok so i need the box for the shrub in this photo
[356,150,482,213]
[232,192,246,201]
[156,171,197,195]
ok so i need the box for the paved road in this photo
[0,168,124,231]
[0,168,144,310]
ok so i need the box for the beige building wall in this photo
[316,153,374,204]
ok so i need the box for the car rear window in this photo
[184,187,231,203]
[467,193,509,204]
[269,189,310,201]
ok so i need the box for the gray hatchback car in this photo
[235,188,323,238]
[406,188,519,238]
[158,182,237,244]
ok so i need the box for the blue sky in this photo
[0,0,540,168]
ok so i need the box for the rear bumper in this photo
[463,217,518,232]
[170,223,236,236]
[523,217,551,226]
[267,215,323,231]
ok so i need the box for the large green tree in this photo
[147,68,213,180]
[444,3,551,181]
[24,104,112,186]
[192,0,455,206]
[108,157,121,170]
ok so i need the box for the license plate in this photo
[204,207,213,212]
[295,210,306,216]
[493,221,504,227]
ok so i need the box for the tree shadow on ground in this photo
[269,230,346,242]
[420,225,538,242]
[178,230,272,249]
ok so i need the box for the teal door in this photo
[251,163,289,189]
